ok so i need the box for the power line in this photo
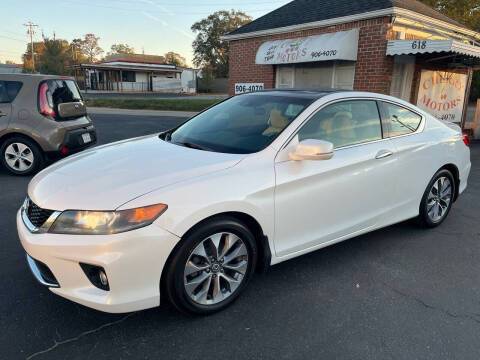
[0,34,27,43]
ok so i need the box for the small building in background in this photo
[0,64,22,74]
[73,53,198,93]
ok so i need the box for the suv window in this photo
[382,102,422,137]
[45,79,82,106]
[0,81,23,103]
[298,100,383,148]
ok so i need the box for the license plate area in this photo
[82,133,92,144]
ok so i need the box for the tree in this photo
[108,43,135,56]
[78,33,103,63]
[22,41,46,73]
[191,10,251,77]
[37,37,71,75]
[419,0,480,31]
[164,51,187,67]
[70,38,89,64]
[5,60,16,65]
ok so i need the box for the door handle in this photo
[375,150,393,159]
[0,112,6,117]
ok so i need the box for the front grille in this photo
[26,198,54,228]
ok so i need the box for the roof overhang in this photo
[255,29,359,64]
[387,40,480,58]
[222,7,480,42]
[74,64,182,73]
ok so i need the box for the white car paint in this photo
[18,91,471,313]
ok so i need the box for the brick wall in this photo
[228,17,394,95]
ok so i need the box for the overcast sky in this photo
[0,0,291,65]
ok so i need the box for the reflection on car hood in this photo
[29,135,245,210]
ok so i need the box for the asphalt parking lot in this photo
[1,110,480,360]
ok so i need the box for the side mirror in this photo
[57,102,87,119]
[289,139,334,161]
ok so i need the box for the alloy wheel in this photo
[184,232,249,305]
[4,142,34,172]
[426,176,452,223]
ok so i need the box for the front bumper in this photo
[17,209,180,313]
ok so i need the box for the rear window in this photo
[44,79,82,107]
[0,81,23,103]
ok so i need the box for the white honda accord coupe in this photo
[18,89,471,314]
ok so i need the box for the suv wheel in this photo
[1,137,44,175]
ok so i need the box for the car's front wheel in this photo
[418,169,455,227]
[1,136,44,176]
[165,216,257,314]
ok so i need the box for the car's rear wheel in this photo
[418,169,455,228]
[165,216,257,314]
[1,137,43,176]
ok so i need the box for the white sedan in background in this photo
[17,89,471,314]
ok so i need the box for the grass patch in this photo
[85,98,221,112]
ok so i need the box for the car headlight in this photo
[48,204,167,235]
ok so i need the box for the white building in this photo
[73,54,197,93]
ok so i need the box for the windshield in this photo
[169,93,314,154]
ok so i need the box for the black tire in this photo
[165,216,257,315]
[0,136,44,176]
[418,169,455,228]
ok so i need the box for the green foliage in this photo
[108,44,135,56]
[165,51,187,67]
[37,38,71,75]
[191,10,252,77]
[78,34,104,63]
[418,0,480,31]
[85,98,220,111]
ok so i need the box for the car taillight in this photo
[38,82,55,118]
[462,134,470,147]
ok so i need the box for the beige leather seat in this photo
[262,109,289,136]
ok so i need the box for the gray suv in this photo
[0,74,96,175]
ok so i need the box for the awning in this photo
[255,29,359,65]
[387,40,480,58]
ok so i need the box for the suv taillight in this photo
[38,82,55,118]
[462,134,470,147]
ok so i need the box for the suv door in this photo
[0,81,14,129]
[273,99,398,257]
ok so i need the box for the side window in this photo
[298,100,382,148]
[0,82,8,103]
[382,102,422,137]
[0,81,23,103]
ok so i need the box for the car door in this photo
[0,81,12,130]
[378,100,428,221]
[273,99,399,257]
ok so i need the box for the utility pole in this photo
[23,21,38,72]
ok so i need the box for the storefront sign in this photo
[255,29,359,65]
[234,83,264,94]
[416,70,467,122]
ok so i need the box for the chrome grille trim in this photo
[21,197,61,233]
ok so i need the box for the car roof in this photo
[0,73,74,81]
[242,88,352,100]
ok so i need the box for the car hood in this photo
[29,135,245,211]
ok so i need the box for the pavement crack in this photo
[382,282,480,325]
[26,312,137,360]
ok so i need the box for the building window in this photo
[122,71,136,82]
[390,55,415,101]
[275,61,355,90]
